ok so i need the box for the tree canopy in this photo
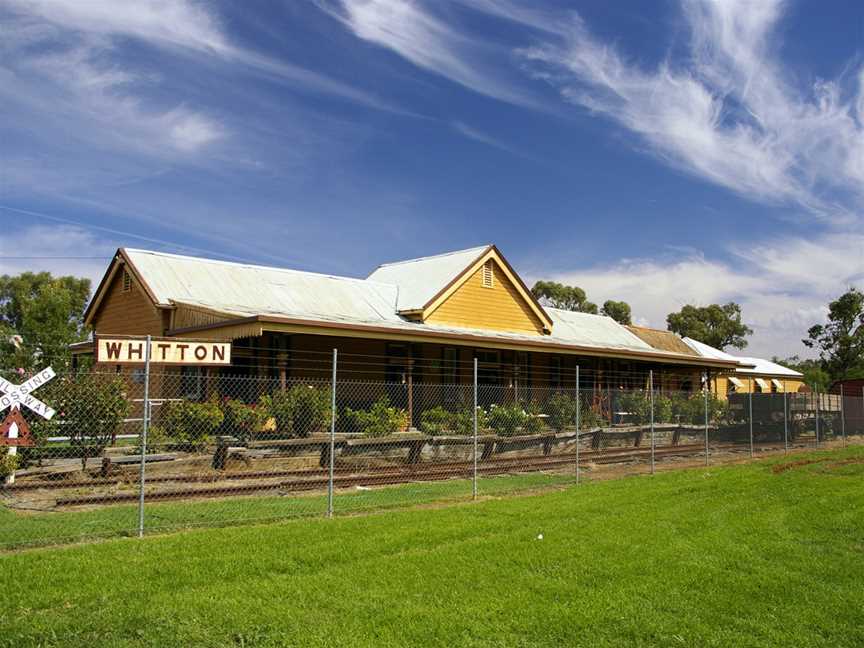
[0,272,91,371]
[772,355,831,391]
[666,303,752,350]
[601,300,632,325]
[802,287,864,380]
[530,281,597,314]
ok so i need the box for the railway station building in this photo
[78,245,757,408]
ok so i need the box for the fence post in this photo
[649,370,655,475]
[815,390,820,448]
[137,335,152,539]
[703,372,709,466]
[575,365,580,485]
[748,378,754,459]
[472,357,478,500]
[840,388,846,447]
[327,348,337,518]
[783,389,789,453]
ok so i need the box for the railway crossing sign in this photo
[0,366,56,447]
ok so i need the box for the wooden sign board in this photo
[96,338,232,365]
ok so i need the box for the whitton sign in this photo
[97,338,232,365]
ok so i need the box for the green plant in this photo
[451,407,488,435]
[134,425,169,454]
[222,399,265,442]
[161,399,224,449]
[578,400,605,429]
[617,391,652,425]
[258,385,331,438]
[0,453,19,479]
[343,397,408,438]
[546,393,579,431]
[29,373,130,469]
[521,401,545,434]
[487,402,544,437]
[419,406,488,436]
[419,406,451,435]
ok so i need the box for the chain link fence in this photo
[1,353,861,550]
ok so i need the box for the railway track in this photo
[44,440,810,507]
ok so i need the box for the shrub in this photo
[616,391,730,426]
[258,385,331,438]
[451,407,488,436]
[419,406,451,435]
[161,399,224,449]
[618,391,652,425]
[134,425,168,454]
[488,402,544,437]
[343,397,408,438]
[578,401,606,429]
[419,406,488,436]
[222,398,265,442]
[29,373,130,469]
[546,393,579,431]
[653,394,674,423]
[0,453,19,479]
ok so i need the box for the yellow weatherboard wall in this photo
[425,261,545,334]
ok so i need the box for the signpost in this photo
[95,335,232,537]
[0,367,56,485]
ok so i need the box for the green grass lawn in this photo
[2,447,863,647]
[0,472,575,550]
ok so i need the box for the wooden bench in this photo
[213,436,345,470]
[100,453,175,476]
[342,435,430,464]
[492,432,558,457]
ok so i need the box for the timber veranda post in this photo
[575,364,580,486]
[472,357,478,500]
[649,370,655,475]
[328,348,337,518]
[137,335,152,539]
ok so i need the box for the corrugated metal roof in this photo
[120,248,706,360]
[366,245,489,312]
[732,356,803,378]
[548,309,654,351]
[683,337,803,377]
[125,249,403,326]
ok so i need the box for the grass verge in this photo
[1,447,863,646]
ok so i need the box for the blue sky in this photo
[1,0,862,358]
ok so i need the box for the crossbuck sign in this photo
[0,367,57,421]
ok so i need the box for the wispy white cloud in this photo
[0,225,117,288]
[535,233,864,358]
[8,39,225,155]
[451,121,523,157]
[0,0,403,115]
[328,0,540,107]
[516,0,864,222]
